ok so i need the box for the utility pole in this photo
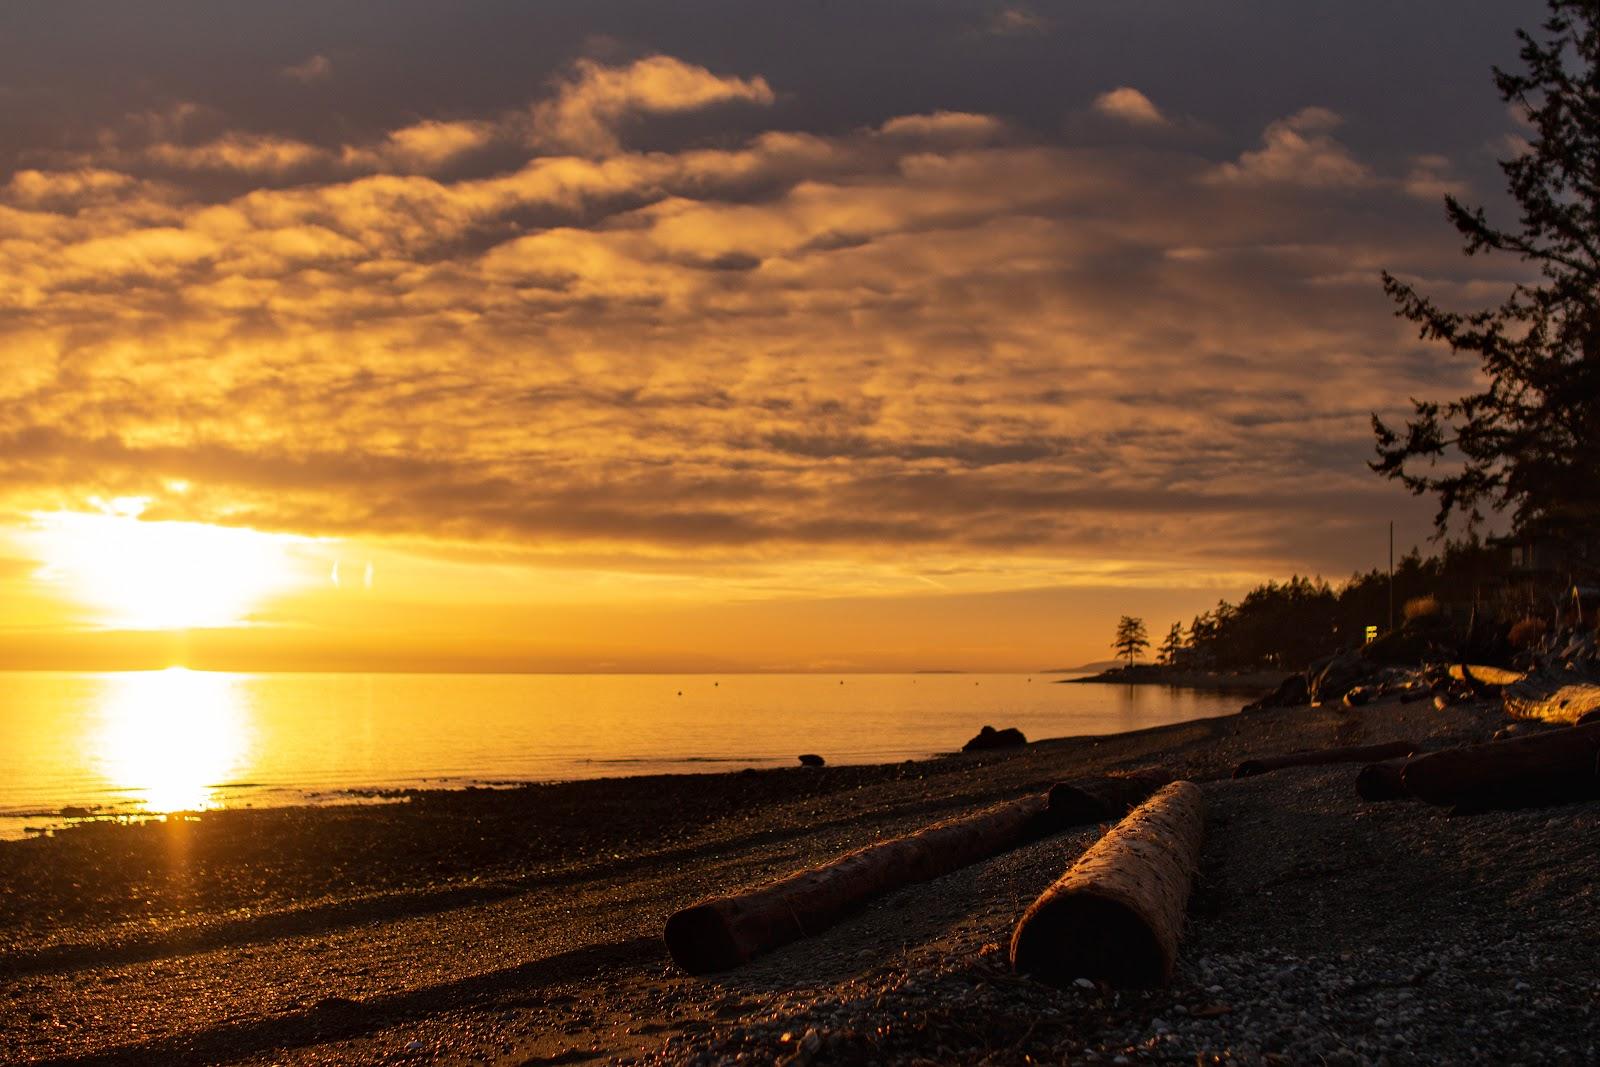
[1388,520,1395,633]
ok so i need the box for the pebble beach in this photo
[4,689,1598,1065]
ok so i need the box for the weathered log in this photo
[1047,771,1172,824]
[1447,664,1525,688]
[666,793,1053,973]
[664,772,1181,974]
[1010,781,1204,987]
[1356,757,1413,801]
[1232,740,1417,779]
[1400,723,1600,811]
[1503,680,1600,726]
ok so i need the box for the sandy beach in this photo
[3,691,1597,1065]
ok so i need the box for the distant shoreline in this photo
[1058,665,1290,693]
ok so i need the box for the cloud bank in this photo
[0,52,1521,602]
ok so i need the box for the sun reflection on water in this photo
[91,668,253,814]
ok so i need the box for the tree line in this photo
[1121,541,1504,672]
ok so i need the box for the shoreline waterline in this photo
[0,671,1256,840]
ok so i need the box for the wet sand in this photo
[3,694,1596,1065]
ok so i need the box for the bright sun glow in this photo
[24,506,306,630]
[91,668,252,813]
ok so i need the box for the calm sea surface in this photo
[0,670,1247,838]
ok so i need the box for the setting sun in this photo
[23,507,308,630]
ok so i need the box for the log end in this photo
[1355,758,1410,802]
[1010,891,1172,988]
[664,901,748,975]
[1046,772,1169,825]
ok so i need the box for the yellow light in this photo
[90,668,252,814]
[25,510,306,630]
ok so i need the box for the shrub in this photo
[1508,617,1548,648]
[1402,595,1440,623]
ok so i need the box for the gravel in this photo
[5,689,1597,1065]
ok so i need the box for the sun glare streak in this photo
[23,509,308,629]
[90,668,253,814]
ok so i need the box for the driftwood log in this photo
[1047,771,1172,824]
[1356,757,1413,801]
[665,773,1176,974]
[1447,664,1525,688]
[1010,781,1204,987]
[1232,740,1418,779]
[1400,723,1600,812]
[667,792,1063,973]
[1503,679,1600,726]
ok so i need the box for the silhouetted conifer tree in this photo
[1157,622,1185,666]
[1374,1,1600,545]
[1111,615,1150,668]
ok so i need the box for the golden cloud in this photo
[1092,87,1167,127]
[0,57,1475,588]
[530,55,775,155]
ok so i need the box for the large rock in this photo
[1308,652,1372,705]
[1242,673,1309,711]
[963,725,1027,752]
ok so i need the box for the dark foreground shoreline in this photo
[4,695,1597,1065]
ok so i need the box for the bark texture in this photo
[1010,780,1204,987]
[1503,680,1600,726]
[1447,664,1525,688]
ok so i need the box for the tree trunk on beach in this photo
[665,793,1053,973]
[1503,680,1600,725]
[1401,723,1600,811]
[665,773,1178,974]
[666,772,1181,974]
[1232,740,1418,779]
[1010,781,1204,987]
[1448,664,1525,688]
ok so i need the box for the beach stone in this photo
[798,754,826,767]
[962,725,1026,752]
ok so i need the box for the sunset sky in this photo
[0,1,1545,672]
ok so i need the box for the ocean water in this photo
[0,670,1248,838]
